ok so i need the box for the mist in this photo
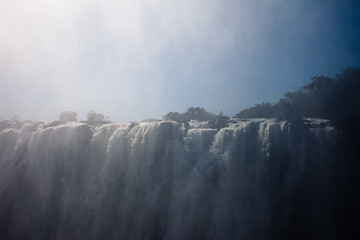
[1,0,358,121]
[1,1,360,239]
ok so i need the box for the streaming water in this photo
[0,119,339,239]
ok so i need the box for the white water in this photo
[0,119,338,239]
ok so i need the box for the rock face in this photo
[0,119,349,239]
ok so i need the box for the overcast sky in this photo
[0,0,359,122]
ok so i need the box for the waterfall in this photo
[0,119,343,239]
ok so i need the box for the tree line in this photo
[59,110,109,124]
[162,67,359,137]
[234,67,360,134]
[163,107,230,129]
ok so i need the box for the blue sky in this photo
[0,0,359,122]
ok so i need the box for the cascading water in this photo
[0,119,344,239]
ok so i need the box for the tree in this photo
[234,102,276,118]
[11,114,20,122]
[163,112,182,122]
[233,67,360,125]
[183,107,217,122]
[163,107,217,122]
[163,107,230,129]
[59,111,78,122]
[87,110,105,123]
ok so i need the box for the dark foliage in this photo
[59,111,78,122]
[232,102,277,118]
[234,67,360,132]
[163,107,230,129]
[234,68,360,238]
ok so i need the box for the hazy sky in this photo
[0,0,359,122]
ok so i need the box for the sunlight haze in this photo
[0,0,359,121]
